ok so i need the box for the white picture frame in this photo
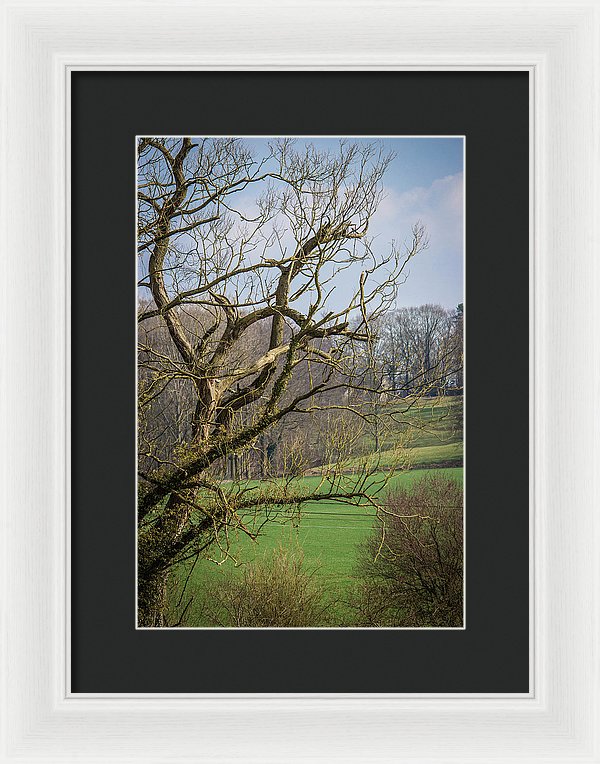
[1,1,599,761]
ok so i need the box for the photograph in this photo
[136,136,464,629]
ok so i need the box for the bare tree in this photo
[137,137,430,626]
[377,304,463,397]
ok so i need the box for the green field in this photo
[364,395,462,458]
[167,396,463,626]
[340,441,463,471]
[306,395,463,472]
[169,466,463,626]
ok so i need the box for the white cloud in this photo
[374,172,464,253]
[364,172,464,309]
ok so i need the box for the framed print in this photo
[2,1,599,762]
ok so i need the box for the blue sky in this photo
[139,137,464,312]
[241,137,464,310]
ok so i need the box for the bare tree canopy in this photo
[137,137,439,626]
[377,303,463,396]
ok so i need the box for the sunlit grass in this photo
[169,467,463,626]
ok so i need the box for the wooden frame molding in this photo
[1,1,599,761]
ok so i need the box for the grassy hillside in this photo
[166,396,463,626]
[307,395,463,472]
[169,466,463,627]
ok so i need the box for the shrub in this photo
[197,545,333,627]
[351,474,463,627]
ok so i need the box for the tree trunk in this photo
[138,568,169,627]
[137,491,195,627]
